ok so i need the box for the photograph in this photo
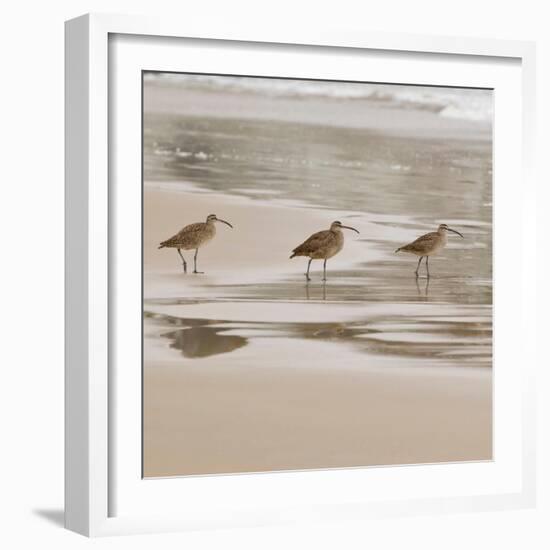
[142,72,493,478]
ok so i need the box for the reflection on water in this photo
[144,91,492,372]
[205,270,489,306]
[415,277,430,300]
[305,282,327,301]
[146,305,491,366]
[163,326,247,358]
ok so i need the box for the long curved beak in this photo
[447,227,463,238]
[216,218,233,228]
[341,225,360,234]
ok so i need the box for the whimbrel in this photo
[395,223,463,278]
[158,214,233,274]
[290,220,360,281]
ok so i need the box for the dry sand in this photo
[144,336,491,477]
[143,185,492,477]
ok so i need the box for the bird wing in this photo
[175,222,205,238]
[400,231,439,253]
[160,222,206,247]
[292,230,333,255]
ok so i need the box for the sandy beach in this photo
[142,74,492,478]
[144,344,491,477]
[143,186,492,477]
[144,183,384,298]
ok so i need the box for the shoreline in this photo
[143,184,492,477]
[144,183,381,299]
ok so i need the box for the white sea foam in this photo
[145,72,493,123]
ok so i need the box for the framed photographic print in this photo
[65,13,537,536]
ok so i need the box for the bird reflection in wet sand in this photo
[395,223,464,278]
[415,276,430,299]
[163,326,247,358]
[290,220,360,281]
[305,281,327,301]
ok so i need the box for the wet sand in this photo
[143,186,492,477]
[144,184,345,297]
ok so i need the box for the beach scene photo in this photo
[142,73,493,478]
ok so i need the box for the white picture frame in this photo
[65,13,537,537]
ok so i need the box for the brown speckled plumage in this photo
[396,231,442,255]
[290,220,359,281]
[159,221,216,250]
[291,229,344,260]
[159,214,233,274]
[395,223,464,277]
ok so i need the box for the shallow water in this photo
[145,298,491,366]
[144,114,492,222]
[145,252,492,367]
[143,89,492,370]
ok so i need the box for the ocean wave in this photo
[145,73,493,123]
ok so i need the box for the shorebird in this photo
[290,220,360,281]
[395,223,463,277]
[158,214,233,274]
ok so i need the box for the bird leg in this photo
[426,256,430,278]
[305,258,312,282]
[177,249,187,274]
[415,256,423,277]
[193,249,204,274]
[322,259,327,281]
